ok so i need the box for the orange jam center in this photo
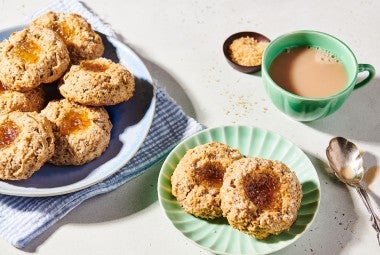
[243,173,281,211]
[60,110,90,135]
[81,61,109,72]
[195,161,225,188]
[56,20,75,43]
[0,120,20,150]
[0,82,7,94]
[12,39,41,63]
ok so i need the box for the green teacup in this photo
[262,30,375,121]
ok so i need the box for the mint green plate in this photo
[158,125,320,255]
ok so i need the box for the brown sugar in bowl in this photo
[223,31,270,74]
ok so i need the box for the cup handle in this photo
[354,64,376,90]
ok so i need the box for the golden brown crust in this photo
[40,99,112,165]
[171,142,243,219]
[220,157,302,239]
[0,83,45,114]
[0,27,70,91]
[30,11,104,62]
[0,111,55,180]
[59,58,135,106]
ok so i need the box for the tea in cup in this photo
[261,30,375,121]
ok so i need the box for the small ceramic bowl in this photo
[223,31,270,74]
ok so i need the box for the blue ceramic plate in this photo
[0,26,156,197]
[158,125,320,255]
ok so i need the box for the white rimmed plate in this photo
[158,125,320,255]
[0,26,156,197]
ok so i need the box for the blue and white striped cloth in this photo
[0,0,203,249]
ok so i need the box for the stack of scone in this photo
[171,142,303,239]
[0,12,135,180]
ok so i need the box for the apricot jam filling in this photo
[195,161,225,188]
[0,82,7,94]
[60,110,90,135]
[0,120,20,150]
[81,61,109,72]
[56,20,75,44]
[243,172,281,211]
[12,39,41,64]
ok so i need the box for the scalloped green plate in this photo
[158,125,320,255]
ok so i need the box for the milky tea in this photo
[269,46,348,98]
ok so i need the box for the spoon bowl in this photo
[326,137,364,186]
[326,137,380,245]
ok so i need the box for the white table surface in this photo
[0,0,379,254]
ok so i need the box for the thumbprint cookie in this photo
[0,27,70,91]
[31,11,104,62]
[40,99,112,165]
[59,58,135,106]
[0,111,55,180]
[220,157,302,239]
[171,142,243,219]
[0,81,45,114]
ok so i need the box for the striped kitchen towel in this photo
[0,0,203,249]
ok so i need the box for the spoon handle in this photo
[355,186,380,246]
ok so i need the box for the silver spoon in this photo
[326,137,380,246]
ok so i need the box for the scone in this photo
[40,99,112,165]
[59,58,135,106]
[220,157,302,239]
[171,142,243,219]
[0,111,55,180]
[0,26,70,91]
[0,81,45,114]
[30,11,104,62]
